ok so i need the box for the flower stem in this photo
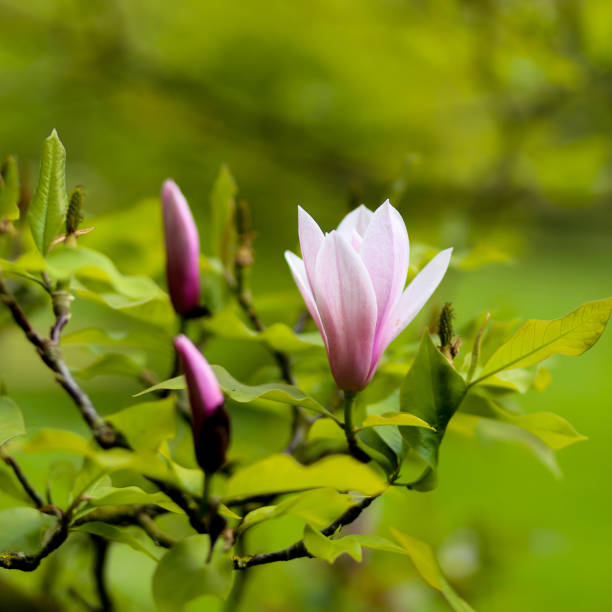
[343,391,370,463]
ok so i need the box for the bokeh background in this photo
[1,1,611,610]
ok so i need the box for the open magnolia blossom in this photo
[285,200,452,391]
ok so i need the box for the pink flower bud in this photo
[285,201,452,391]
[174,334,230,473]
[162,180,201,316]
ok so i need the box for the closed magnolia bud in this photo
[162,180,201,316]
[174,334,230,473]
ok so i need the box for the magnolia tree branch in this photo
[91,535,114,612]
[0,274,206,534]
[1,451,44,508]
[233,495,377,570]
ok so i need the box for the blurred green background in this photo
[1,0,611,610]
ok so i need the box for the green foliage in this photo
[224,454,387,500]
[210,165,238,272]
[152,535,233,611]
[399,333,467,491]
[0,396,25,445]
[75,522,161,561]
[475,298,612,383]
[0,508,58,555]
[0,155,20,221]
[27,130,69,254]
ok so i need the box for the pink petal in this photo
[370,248,453,373]
[360,200,409,334]
[336,204,374,239]
[284,251,327,347]
[297,206,324,288]
[312,231,378,391]
[162,180,201,315]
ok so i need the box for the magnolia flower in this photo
[174,334,230,473]
[285,201,452,391]
[162,180,201,316]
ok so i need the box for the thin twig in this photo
[91,535,113,612]
[136,513,177,549]
[1,452,44,507]
[233,495,377,569]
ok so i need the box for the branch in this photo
[233,495,377,570]
[1,451,44,508]
[0,273,206,534]
[91,535,113,612]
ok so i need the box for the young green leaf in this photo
[461,391,586,450]
[74,522,161,561]
[28,130,69,254]
[475,298,612,384]
[0,508,58,555]
[153,535,233,611]
[399,333,467,491]
[210,164,238,270]
[391,528,475,612]
[0,396,26,446]
[224,454,387,501]
[0,155,20,221]
[135,365,338,421]
[303,524,363,563]
[72,353,146,381]
[360,412,434,430]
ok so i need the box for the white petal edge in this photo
[284,250,327,347]
[336,204,374,239]
[297,206,324,288]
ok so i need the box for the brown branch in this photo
[91,535,113,612]
[233,495,377,570]
[1,451,44,508]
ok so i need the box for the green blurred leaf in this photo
[62,327,170,355]
[136,366,338,421]
[237,488,354,536]
[224,454,387,501]
[476,298,612,383]
[0,507,58,554]
[391,528,475,612]
[153,534,233,611]
[0,155,20,221]
[28,129,68,254]
[303,523,362,563]
[73,353,146,381]
[106,398,176,452]
[0,396,25,445]
[461,391,586,450]
[74,522,161,561]
[83,485,182,513]
[210,165,237,271]
[399,333,467,491]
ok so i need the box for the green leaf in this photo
[224,454,387,501]
[203,309,323,352]
[399,334,467,491]
[461,391,586,450]
[136,366,338,421]
[106,399,176,452]
[28,129,69,254]
[62,327,171,355]
[391,528,475,612]
[210,165,237,270]
[0,396,26,445]
[153,534,233,611]
[73,353,145,381]
[83,485,182,513]
[303,524,362,563]
[476,298,612,383]
[360,412,434,430]
[74,522,161,561]
[0,155,20,221]
[0,507,58,554]
[236,488,354,536]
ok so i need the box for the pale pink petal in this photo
[370,248,453,374]
[284,251,327,347]
[312,231,378,391]
[360,200,409,334]
[297,206,324,288]
[336,204,374,239]
[350,230,363,252]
